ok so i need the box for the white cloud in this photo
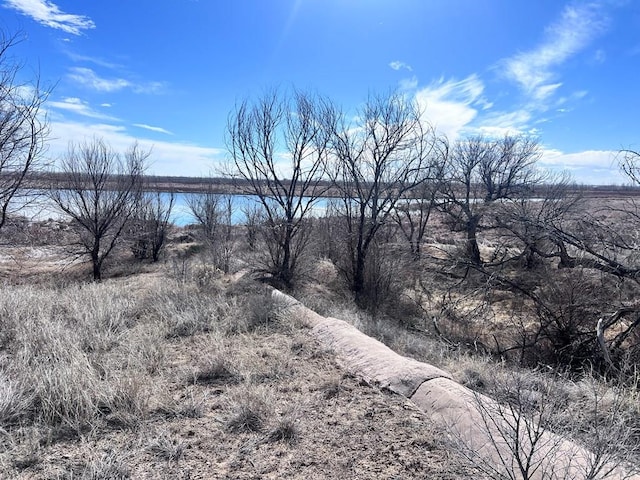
[475,109,533,137]
[414,75,485,140]
[502,3,609,101]
[64,52,121,69]
[539,148,627,184]
[3,0,94,35]
[48,97,118,121]
[389,61,412,72]
[47,120,224,177]
[133,123,173,135]
[67,67,129,92]
[399,75,418,91]
[67,67,167,94]
[533,82,563,102]
[540,148,616,168]
[592,48,606,64]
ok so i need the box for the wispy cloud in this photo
[133,123,173,135]
[476,109,533,137]
[399,75,418,91]
[591,48,607,65]
[2,0,94,35]
[48,120,223,177]
[541,148,616,168]
[48,97,118,121]
[414,75,486,140]
[501,2,609,102]
[389,60,412,72]
[64,51,121,69]
[67,67,129,92]
[67,67,167,94]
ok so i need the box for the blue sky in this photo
[2,0,639,183]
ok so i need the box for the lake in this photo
[170,193,331,226]
[16,192,331,227]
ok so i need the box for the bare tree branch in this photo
[328,91,437,305]
[50,138,147,281]
[226,88,334,287]
[0,30,50,232]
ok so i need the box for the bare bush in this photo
[129,190,174,262]
[187,190,235,272]
[450,370,640,479]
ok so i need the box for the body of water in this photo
[18,193,331,227]
[170,193,332,226]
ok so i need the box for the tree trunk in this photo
[465,222,481,265]
[352,249,366,306]
[92,237,102,281]
[279,225,293,288]
[92,253,102,281]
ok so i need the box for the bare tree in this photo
[393,138,448,257]
[226,89,334,288]
[0,31,49,232]
[129,190,175,262]
[50,138,147,281]
[187,190,235,272]
[494,173,578,269]
[187,187,226,244]
[328,92,436,305]
[619,149,640,185]
[438,135,542,265]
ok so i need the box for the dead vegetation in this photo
[0,237,481,479]
[2,198,640,478]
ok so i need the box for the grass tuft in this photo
[148,430,186,463]
[225,388,271,433]
[264,414,298,444]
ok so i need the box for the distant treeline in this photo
[9,171,640,198]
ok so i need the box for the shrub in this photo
[450,369,640,479]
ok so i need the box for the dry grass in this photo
[296,265,640,477]
[0,249,477,479]
[2,213,638,478]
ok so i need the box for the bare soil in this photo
[0,233,478,479]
